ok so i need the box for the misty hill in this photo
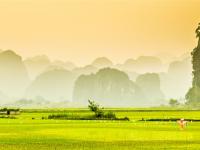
[26,69,76,101]
[72,65,98,76]
[51,60,76,71]
[24,55,51,79]
[91,57,113,68]
[24,55,77,80]
[0,50,30,98]
[156,52,178,63]
[73,68,160,107]
[118,56,165,73]
[136,73,165,106]
[160,57,192,99]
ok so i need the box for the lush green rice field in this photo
[0,109,200,150]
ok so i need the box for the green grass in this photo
[0,109,200,149]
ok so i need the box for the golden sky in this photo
[0,0,199,65]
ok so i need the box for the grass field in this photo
[0,109,200,150]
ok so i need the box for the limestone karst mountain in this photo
[26,69,76,101]
[156,52,177,64]
[44,61,76,73]
[72,65,98,76]
[119,56,165,73]
[159,57,192,99]
[0,50,30,98]
[24,55,77,80]
[136,73,165,106]
[91,57,113,68]
[51,60,76,71]
[73,68,163,107]
[24,55,51,80]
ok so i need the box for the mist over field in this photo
[0,50,192,107]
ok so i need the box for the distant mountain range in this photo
[0,50,192,107]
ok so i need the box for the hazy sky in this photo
[0,0,199,65]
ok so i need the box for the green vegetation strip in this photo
[0,109,200,149]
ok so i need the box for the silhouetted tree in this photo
[186,23,200,105]
[88,100,104,118]
[88,100,117,119]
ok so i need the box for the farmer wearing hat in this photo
[177,118,187,130]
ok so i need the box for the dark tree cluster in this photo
[186,23,200,105]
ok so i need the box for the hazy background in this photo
[0,0,199,65]
[0,0,199,107]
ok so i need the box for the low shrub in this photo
[47,113,129,121]
[48,114,69,119]
[103,111,116,119]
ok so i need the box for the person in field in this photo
[177,118,187,130]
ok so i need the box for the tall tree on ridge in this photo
[186,23,200,105]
